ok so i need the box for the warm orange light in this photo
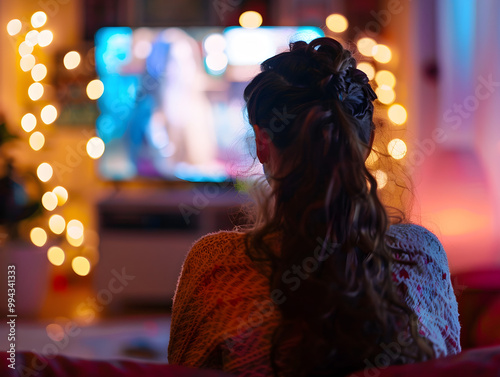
[86,137,105,159]
[29,131,45,151]
[388,104,407,125]
[37,162,53,182]
[387,139,407,160]
[47,246,65,266]
[30,227,47,247]
[7,19,22,36]
[375,70,396,88]
[375,86,396,105]
[86,80,104,100]
[326,14,348,33]
[72,256,91,276]
[372,44,392,64]
[31,11,47,28]
[239,11,263,29]
[63,51,81,70]
[374,170,388,189]
[49,215,66,234]
[41,105,57,124]
[52,186,68,205]
[42,192,58,211]
[21,113,37,132]
[38,30,53,47]
[357,38,377,57]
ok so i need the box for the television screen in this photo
[94,26,324,182]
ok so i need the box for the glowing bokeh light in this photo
[31,11,47,28]
[19,42,34,57]
[49,215,66,234]
[86,79,104,100]
[20,54,36,72]
[42,191,58,211]
[72,256,91,276]
[30,227,47,247]
[52,186,68,206]
[326,14,348,33]
[67,220,84,239]
[357,62,375,81]
[372,44,392,64]
[239,11,263,29]
[41,105,57,124]
[47,246,65,266]
[375,70,396,88]
[63,51,81,70]
[387,138,407,160]
[203,34,226,54]
[21,113,37,132]
[28,83,44,101]
[38,30,53,47]
[29,131,45,151]
[7,19,22,36]
[31,63,47,81]
[86,137,105,159]
[388,104,407,125]
[37,162,53,182]
[374,170,388,189]
[25,30,39,47]
[205,53,228,73]
[375,86,396,105]
[357,37,377,57]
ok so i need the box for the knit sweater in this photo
[168,223,461,376]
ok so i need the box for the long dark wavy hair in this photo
[243,38,434,376]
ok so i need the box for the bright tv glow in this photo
[94,26,324,181]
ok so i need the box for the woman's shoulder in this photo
[386,223,448,264]
[184,231,247,270]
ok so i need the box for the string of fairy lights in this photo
[6,11,105,278]
[324,13,408,190]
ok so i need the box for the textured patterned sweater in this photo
[168,223,461,376]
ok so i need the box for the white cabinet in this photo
[94,187,249,312]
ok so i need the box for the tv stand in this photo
[94,186,250,312]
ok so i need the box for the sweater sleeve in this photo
[386,224,461,357]
[168,233,225,368]
[168,231,278,376]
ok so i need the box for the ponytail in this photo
[244,38,434,377]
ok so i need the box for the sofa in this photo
[1,346,500,377]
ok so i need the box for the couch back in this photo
[1,346,500,377]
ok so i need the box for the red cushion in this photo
[348,346,500,377]
[0,351,231,377]
[2,347,500,377]
[475,297,500,347]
